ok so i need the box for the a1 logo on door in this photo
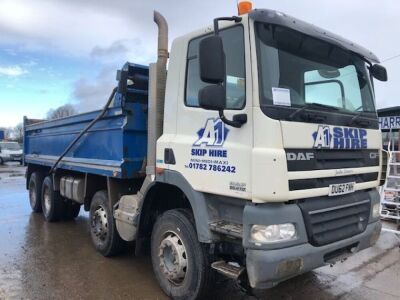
[193,118,230,147]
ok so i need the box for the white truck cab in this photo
[153,8,386,292]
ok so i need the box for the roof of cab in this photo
[249,9,380,63]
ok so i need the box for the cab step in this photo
[211,261,245,279]
[209,220,243,238]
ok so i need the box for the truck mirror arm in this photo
[213,16,242,35]
[212,16,244,129]
[219,110,247,128]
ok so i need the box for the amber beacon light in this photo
[237,0,253,15]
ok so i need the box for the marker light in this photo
[237,0,253,15]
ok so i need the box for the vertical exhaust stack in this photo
[114,12,170,243]
[146,11,168,175]
[154,11,168,142]
[147,11,168,176]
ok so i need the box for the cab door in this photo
[169,24,253,200]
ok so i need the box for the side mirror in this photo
[199,85,226,111]
[370,64,388,82]
[196,16,247,129]
[199,36,226,84]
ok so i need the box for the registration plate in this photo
[328,182,355,196]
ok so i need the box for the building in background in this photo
[378,106,400,151]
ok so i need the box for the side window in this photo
[185,26,246,109]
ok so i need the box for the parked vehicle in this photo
[24,3,387,299]
[0,141,23,165]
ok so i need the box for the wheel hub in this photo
[91,206,108,241]
[43,188,51,215]
[158,232,187,284]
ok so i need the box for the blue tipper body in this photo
[24,63,149,179]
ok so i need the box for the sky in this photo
[0,0,399,127]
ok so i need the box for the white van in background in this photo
[0,142,23,165]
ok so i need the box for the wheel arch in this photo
[136,171,214,255]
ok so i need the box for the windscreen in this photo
[255,22,377,127]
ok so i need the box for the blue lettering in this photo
[352,138,360,149]
[192,149,207,156]
[208,149,227,157]
[343,128,355,139]
[333,138,345,149]
[361,139,368,148]
[359,129,367,139]
[384,118,389,129]
[333,127,343,138]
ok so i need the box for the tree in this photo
[3,123,24,143]
[47,104,77,120]
[12,123,23,143]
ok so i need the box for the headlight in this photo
[372,203,380,219]
[250,223,296,244]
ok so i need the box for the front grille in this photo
[289,172,378,191]
[298,191,371,246]
[286,149,379,172]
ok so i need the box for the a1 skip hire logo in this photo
[194,118,229,147]
[312,125,368,149]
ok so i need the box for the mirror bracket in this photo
[219,111,247,128]
[212,16,245,129]
[213,16,242,35]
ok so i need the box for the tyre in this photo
[89,190,125,257]
[29,172,44,213]
[64,201,81,220]
[151,209,214,300]
[0,157,3,165]
[41,176,63,222]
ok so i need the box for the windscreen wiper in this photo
[348,111,372,127]
[288,103,339,121]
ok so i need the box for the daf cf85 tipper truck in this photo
[24,4,388,299]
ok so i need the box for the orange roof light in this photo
[237,0,253,15]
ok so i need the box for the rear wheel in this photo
[29,172,44,213]
[41,176,63,222]
[151,209,214,300]
[89,190,125,257]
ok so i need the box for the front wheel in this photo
[151,209,214,300]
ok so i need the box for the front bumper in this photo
[246,221,381,288]
[243,189,381,289]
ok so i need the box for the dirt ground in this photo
[0,162,399,300]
